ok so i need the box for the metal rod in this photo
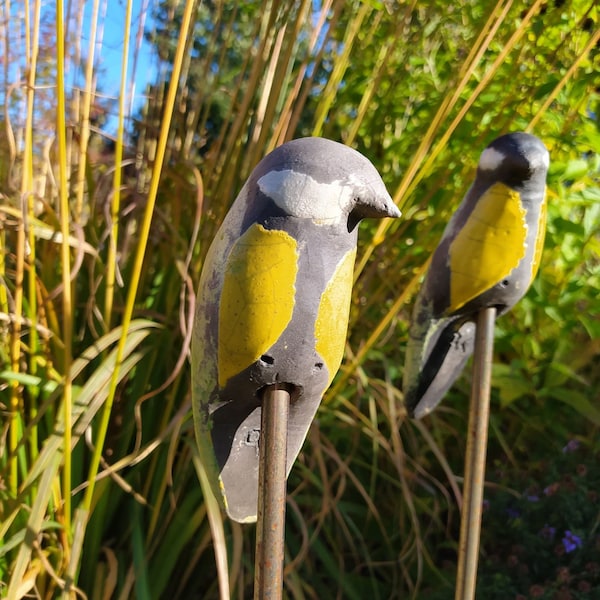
[254,385,290,600]
[455,306,496,600]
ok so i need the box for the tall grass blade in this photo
[55,0,74,534]
[192,448,230,600]
[103,0,133,330]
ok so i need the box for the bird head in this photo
[478,131,550,191]
[253,137,400,231]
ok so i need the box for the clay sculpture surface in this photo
[403,132,549,419]
[192,137,400,522]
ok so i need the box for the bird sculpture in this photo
[192,137,400,522]
[403,132,549,419]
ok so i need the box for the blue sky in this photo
[81,0,157,134]
[2,2,155,138]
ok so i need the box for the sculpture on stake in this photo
[402,132,549,600]
[192,137,400,597]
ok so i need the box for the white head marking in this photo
[531,147,550,171]
[258,169,354,223]
[479,147,506,171]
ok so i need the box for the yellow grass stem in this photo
[76,0,196,541]
[345,12,395,147]
[4,0,15,495]
[56,0,74,537]
[181,1,226,158]
[355,0,517,279]
[208,15,270,204]
[251,22,287,149]
[24,0,42,465]
[527,27,600,132]
[401,0,540,200]
[103,0,133,330]
[74,0,101,222]
[311,2,371,137]
[129,0,151,119]
[8,293,22,495]
[251,2,310,156]
[330,258,429,400]
[271,0,327,147]
[6,0,31,496]
[0,233,6,318]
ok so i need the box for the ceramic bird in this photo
[192,137,400,522]
[403,132,549,419]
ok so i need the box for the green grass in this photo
[1,0,599,597]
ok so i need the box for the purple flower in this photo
[562,530,583,553]
[506,507,520,519]
[562,439,580,453]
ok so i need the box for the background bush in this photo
[1,1,598,598]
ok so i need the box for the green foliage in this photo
[478,440,599,599]
[1,0,599,598]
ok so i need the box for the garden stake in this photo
[254,385,290,600]
[454,306,495,600]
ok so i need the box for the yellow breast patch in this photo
[530,190,547,281]
[448,182,527,313]
[314,247,356,385]
[218,224,298,386]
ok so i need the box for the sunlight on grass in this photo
[1,0,598,597]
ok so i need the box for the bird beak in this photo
[365,190,401,219]
[382,193,402,218]
[347,190,400,231]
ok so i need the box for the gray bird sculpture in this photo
[403,132,549,419]
[192,137,400,522]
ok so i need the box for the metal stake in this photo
[254,384,290,600]
[455,307,496,600]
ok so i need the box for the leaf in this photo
[579,315,600,340]
[0,206,99,257]
[131,503,151,600]
[560,159,590,181]
[548,388,600,426]
[492,364,532,408]
[5,453,61,600]
[0,371,58,394]
[0,521,61,558]
[191,446,229,600]
[552,217,585,237]
[20,323,156,490]
[7,323,154,599]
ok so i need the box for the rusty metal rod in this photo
[254,385,290,600]
[455,306,496,600]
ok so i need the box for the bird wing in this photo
[314,247,357,386]
[405,318,476,419]
[447,182,528,314]
[218,223,299,387]
[530,193,547,282]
